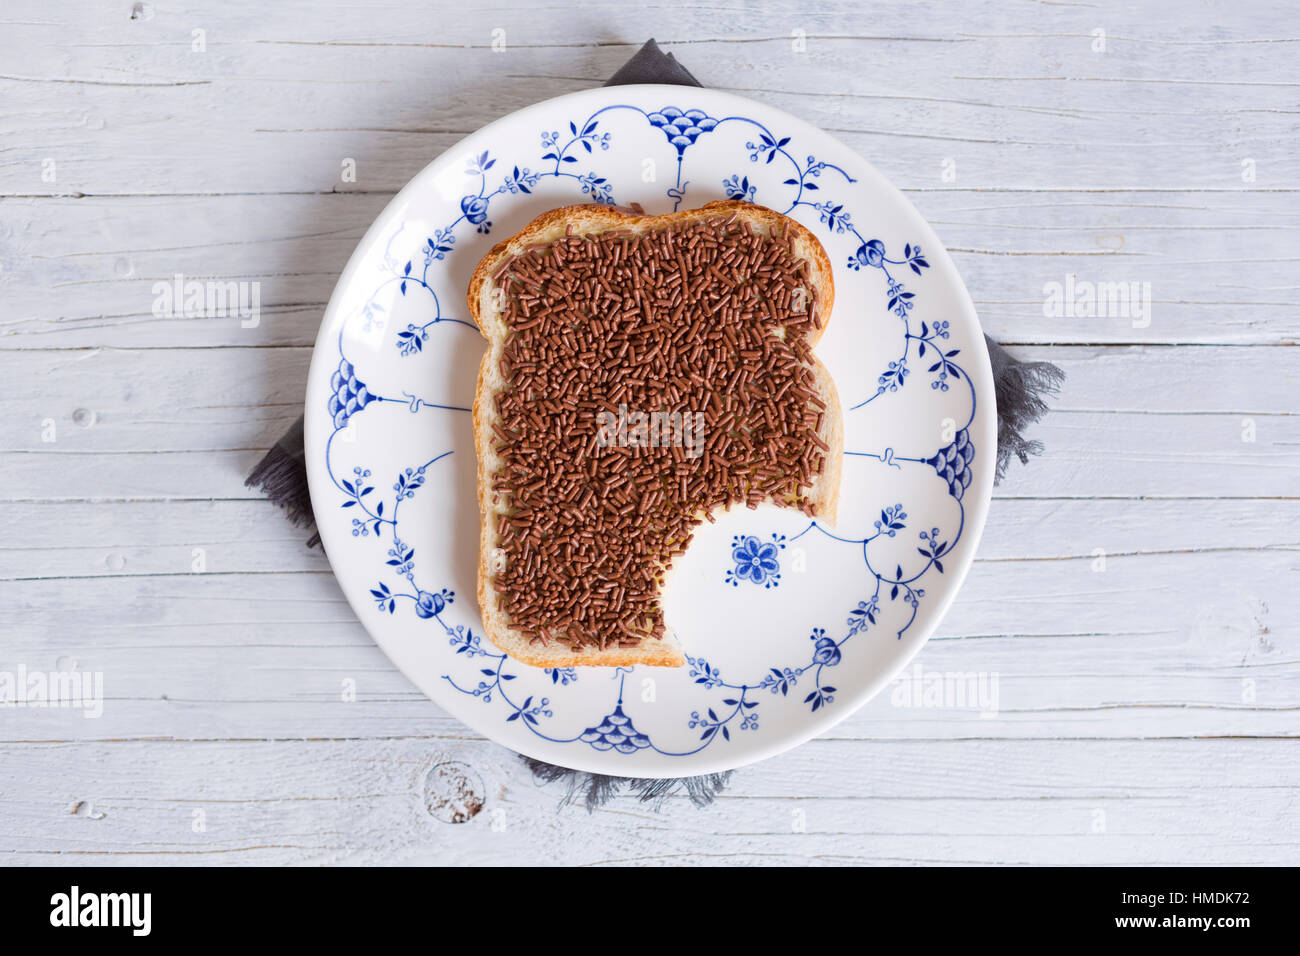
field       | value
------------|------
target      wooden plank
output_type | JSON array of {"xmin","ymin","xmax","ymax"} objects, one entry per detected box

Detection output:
[
  {"xmin": 1, "ymin": 410, "xmax": 1294, "ymax": 499},
  {"xmin": 0, "ymin": 526, "xmax": 1293, "ymax": 741},
  {"xmin": 5, "ymin": 496, "xmax": 1295, "ymax": 580},
  {"xmin": 7, "ymin": 343, "xmax": 1299, "ymax": 453},
  {"xmin": 2, "ymin": 345, "xmax": 1294, "ymax": 499},
  {"xmin": 1, "ymin": 2, "xmax": 1297, "ymax": 195},
  {"xmin": 2, "ymin": 189, "xmax": 1296, "ymax": 348},
  {"xmin": 0, "ymin": 738, "xmax": 1295, "ymax": 864}
]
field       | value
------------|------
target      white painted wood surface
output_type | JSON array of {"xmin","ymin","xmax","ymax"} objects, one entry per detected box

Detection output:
[{"xmin": 1, "ymin": 0, "xmax": 1297, "ymax": 865}]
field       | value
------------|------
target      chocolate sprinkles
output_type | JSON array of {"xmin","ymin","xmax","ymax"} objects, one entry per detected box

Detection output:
[{"xmin": 489, "ymin": 215, "xmax": 829, "ymax": 653}]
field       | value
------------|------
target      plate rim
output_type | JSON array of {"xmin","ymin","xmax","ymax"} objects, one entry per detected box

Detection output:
[{"xmin": 305, "ymin": 83, "xmax": 997, "ymax": 777}]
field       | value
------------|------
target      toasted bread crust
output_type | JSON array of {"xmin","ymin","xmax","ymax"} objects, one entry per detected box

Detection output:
[{"xmin": 469, "ymin": 201, "xmax": 841, "ymax": 667}]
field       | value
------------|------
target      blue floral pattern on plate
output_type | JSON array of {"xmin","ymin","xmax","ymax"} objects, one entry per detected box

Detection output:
[
  {"xmin": 726, "ymin": 534, "xmax": 786, "ymax": 588},
  {"xmin": 307, "ymin": 87, "xmax": 991, "ymax": 774}
]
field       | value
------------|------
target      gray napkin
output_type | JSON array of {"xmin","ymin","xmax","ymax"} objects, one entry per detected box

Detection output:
[{"xmin": 247, "ymin": 38, "xmax": 1062, "ymax": 811}]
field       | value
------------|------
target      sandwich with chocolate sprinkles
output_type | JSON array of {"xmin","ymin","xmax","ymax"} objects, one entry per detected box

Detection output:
[{"xmin": 467, "ymin": 200, "xmax": 844, "ymax": 667}]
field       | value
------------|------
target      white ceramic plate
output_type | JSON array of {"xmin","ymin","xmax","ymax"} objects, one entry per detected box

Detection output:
[{"xmin": 305, "ymin": 85, "xmax": 994, "ymax": 777}]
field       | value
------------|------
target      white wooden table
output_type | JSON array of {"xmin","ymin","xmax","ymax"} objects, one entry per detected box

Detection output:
[{"xmin": 2, "ymin": 0, "xmax": 1297, "ymax": 865}]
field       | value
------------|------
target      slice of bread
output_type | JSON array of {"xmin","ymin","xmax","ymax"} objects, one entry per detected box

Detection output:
[{"xmin": 467, "ymin": 200, "xmax": 842, "ymax": 668}]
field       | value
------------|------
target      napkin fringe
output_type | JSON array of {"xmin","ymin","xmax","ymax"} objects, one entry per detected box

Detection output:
[
  {"xmin": 987, "ymin": 343, "xmax": 1066, "ymax": 482},
  {"xmin": 522, "ymin": 756, "xmax": 732, "ymax": 811},
  {"xmin": 245, "ymin": 443, "xmax": 313, "ymax": 526},
  {"xmin": 245, "ymin": 418, "xmax": 321, "ymax": 546}
]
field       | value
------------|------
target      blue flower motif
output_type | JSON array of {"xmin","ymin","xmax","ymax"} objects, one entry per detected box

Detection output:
[
  {"xmin": 396, "ymin": 323, "xmax": 428, "ymax": 357},
  {"xmin": 507, "ymin": 695, "xmax": 553, "ymax": 725},
  {"xmin": 424, "ymin": 229, "xmax": 455, "ymax": 264},
  {"xmin": 926, "ymin": 430, "xmax": 975, "ymax": 500},
  {"xmin": 726, "ymin": 534, "xmax": 784, "ymax": 588},
  {"xmin": 853, "ymin": 239, "xmax": 886, "ymax": 269},
  {"xmin": 874, "ymin": 503, "xmax": 908, "ymax": 536},
  {"xmin": 813, "ymin": 201, "xmax": 852, "ymax": 233},
  {"xmin": 723, "ymin": 174, "xmax": 755, "ymax": 201},
  {"xmin": 414, "ymin": 589, "xmax": 450, "ymax": 619},
  {"xmin": 924, "ymin": 340, "xmax": 963, "ymax": 390},
  {"xmin": 448, "ymin": 626, "xmax": 485, "ymax": 656},
  {"xmin": 847, "ymin": 596, "xmax": 879, "ymax": 635},
  {"xmin": 545, "ymin": 667, "xmax": 578, "ymax": 686},
  {"xmin": 886, "ymin": 277, "xmax": 916, "ymax": 318},
  {"xmin": 580, "ymin": 703, "xmax": 651, "ymax": 753},
  {"xmin": 502, "ymin": 165, "xmax": 540, "ymax": 195},
  {"xmin": 918, "ymin": 528, "xmax": 949, "ymax": 575},
  {"xmin": 360, "ymin": 301, "xmax": 385, "ymax": 333},
  {"xmin": 327, "ymin": 359, "xmax": 377, "ymax": 429},
  {"xmin": 746, "ymin": 132, "xmax": 791, "ymax": 164},
  {"xmin": 460, "ymin": 195, "xmax": 490, "ymax": 229},
  {"xmin": 370, "ymin": 581, "xmax": 396, "ymax": 614},
  {"xmin": 687, "ymin": 655, "xmax": 724, "ymax": 689},
  {"xmin": 759, "ymin": 666, "xmax": 800, "ymax": 696},
  {"xmin": 646, "ymin": 107, "xmax": 719, "ymax": 155},
  {"xmin": 465, "ymin": 150, "xmax": 496, "ymax": 175},
  {"xmin": 804, "ymin": 685, "xmax": 836, "ymax": 712},
  {"xmin": 393, "ymin": 466, "xmax": 426, "ymax": 500},
  {"xmin": 903, "ymin": 242, "xmax": 930, "ymax": 275},
  {"xmin": 879, "ymin": 357, "xmax": 909, "ymax": 391},
  {"xmin": 690, "ymin": 704, "xmax": 747, "ymax": 742},
  {"xmin": 578, "ymin": 171, "xmax": 613, "ymax": 204},
  {"xmin": 386, "ymin": 538, "xmax": 415, "ymax": 576},
  {"xmin": 811, "ymin": 629, "xmax": 842, "ymax": 666}
]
